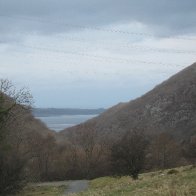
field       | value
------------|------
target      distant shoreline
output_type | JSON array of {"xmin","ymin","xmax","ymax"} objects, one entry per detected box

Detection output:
[{"xmin": 32, "ymin": 108, "xmax": 105, "ymax": 117}]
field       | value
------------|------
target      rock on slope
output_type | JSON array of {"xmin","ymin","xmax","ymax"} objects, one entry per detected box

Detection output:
[{"xmin": 59, "ymin": 63, "xmax": 196, "ymax": 140}]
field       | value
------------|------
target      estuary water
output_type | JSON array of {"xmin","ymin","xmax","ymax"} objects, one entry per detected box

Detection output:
[{"xmin": 35, "ymin": 114, "xmax": 97, "ymax": 131}]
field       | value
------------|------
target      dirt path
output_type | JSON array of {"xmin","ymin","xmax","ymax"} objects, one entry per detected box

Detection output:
[
  {"xmin": 64, "ymin": 180, "xmax": 89, "ymax": 195},
  {"xmin": 29, "ymin": 180, "xmax": 88, "ymax": 195},
  {"xmin": 33, "ymin": 181, "xmax": 68, "ymax": 187}
]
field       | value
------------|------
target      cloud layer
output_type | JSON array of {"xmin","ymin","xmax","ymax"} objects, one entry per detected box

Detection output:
[
  {"xmin": 1, "ymin": 0, "xmax": 196, "ymax": 38},
  {"xmin": 0, "ymin": 0, "xmax": 196, "ymax": 108}
]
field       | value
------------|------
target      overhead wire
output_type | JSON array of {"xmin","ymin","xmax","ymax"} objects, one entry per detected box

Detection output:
[
  {"xmin": 0, "ymin": 14, "xmax": 194, "ymax": 77},
  {"xmin": 15, "ymin": 43, "xmax": 182, "ymax": 67},
  {"xmin": 0, "ymin": 14, "xmax": 196, "ymax": 41},
  {"xmin": 8, "ymin": 32, "xmax": 196, "ymax": 55},
  {"xmin": 3, "ymin": 51, "xmax": 178, "ymax": 78}
]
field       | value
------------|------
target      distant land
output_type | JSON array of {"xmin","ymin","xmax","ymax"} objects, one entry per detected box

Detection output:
[{"xmin": 32, "ymin": 108, "xmax": 106, "ymax": 117}]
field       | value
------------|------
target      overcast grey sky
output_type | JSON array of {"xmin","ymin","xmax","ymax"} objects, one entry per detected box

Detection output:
[{"xmin": 0, "ymin": 0, "xmax": 196, "ymax": 108}]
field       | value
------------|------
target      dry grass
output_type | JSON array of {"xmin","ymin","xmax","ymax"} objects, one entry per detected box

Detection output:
[
  {"xmin": 17, "ymin": 166, "xmax": 196, "ymax": 196},
  {"xmin": 70, "ymin": 166, "xmax": 196, "ymax": 196},
  {"xmin": 17, "ymin": 184, "xmax": 67, "ymax": 196}
]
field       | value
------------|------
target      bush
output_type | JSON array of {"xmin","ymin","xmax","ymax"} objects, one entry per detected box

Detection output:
[
  {"xmin": 167, "ymin": 169, "xmax": 179, "ymax": 175},
  {"xmin": 111, "ymin": 130, "xmax": 147, "ymax": 180}
]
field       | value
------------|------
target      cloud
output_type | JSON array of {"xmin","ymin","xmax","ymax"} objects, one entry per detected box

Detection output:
[
  {"xmin": 0, "ymin": 0, "xmax": 196, "ymax": 107},
  {"xmin": 0, "ymin": 0, "xmax": 196, "ymax": 41}
]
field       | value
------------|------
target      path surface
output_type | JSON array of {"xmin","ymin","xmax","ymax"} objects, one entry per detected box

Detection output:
[
  {"xmin": 64, "ymin": 180, "xmax": 89, "ymax": 195},
  {"xmin": 33, "ymin": 181, "xmax": 68, "ymax": 186}
]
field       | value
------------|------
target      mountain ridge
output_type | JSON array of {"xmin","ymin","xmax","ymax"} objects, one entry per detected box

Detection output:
[{"xmin": 59, "ymin": 62, "xmax": 196, "ymax": 140}]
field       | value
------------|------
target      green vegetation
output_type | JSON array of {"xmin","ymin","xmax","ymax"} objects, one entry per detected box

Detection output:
[
  {"xmin": 70, "ymin": 166, "xmax": 196, "ymax": 196},
  {"xmin": 18, "ymin": 184, "xmax": 67, "ymax": 196}
]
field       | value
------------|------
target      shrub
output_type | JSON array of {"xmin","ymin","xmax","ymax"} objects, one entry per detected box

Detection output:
[{"xmin": 167, "ymin": 169, "xmax": 179, "ymax": 175}]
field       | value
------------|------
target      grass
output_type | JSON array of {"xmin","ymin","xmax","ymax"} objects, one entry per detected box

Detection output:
[
  {"xmin": 17, "ymin": 166, "xmax": 196, "ymax": 196},
  {"xmin": 70, "ymin": 165, "xmax": 196, "ymax": 196},
  {"xmin": 17, "ymin": 184, "xmax": 67, "ymax": 196}
]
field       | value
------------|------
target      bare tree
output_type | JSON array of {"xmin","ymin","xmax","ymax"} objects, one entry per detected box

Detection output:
[
  {"xmin": 148, "ymin": 133, "xmax": 181, "ymax": 169},
  {"xmin": 25, "ymin": 131, "xmax": 57, "ymax": 181},
  {"xmin": 111, "ymin": 130, "xmax": 147, "ymax": 179},
  {"xmin": 0, "ymin": 79, "xmax": 32, "ymax": 195},
  {"xmin": 67, "ymin": 122, "xmax": 110, "ymax": 179},
  {"xmin": 183, "ymin": 135, "xmax": 196, "ymax": 166},
  {"xmin": 69, "ymin": 123, "xmax": 99, "ymax": 178}
]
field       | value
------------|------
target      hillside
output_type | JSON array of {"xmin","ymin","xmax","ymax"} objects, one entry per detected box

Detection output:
[
  {"xmin": 59, "ymin": 62, "xmax": 196, "ymax": 140},
  {"xmin": 0, "ymin": 82, "xmax": 56, "ymax": 195},
  {"xmin": 0, "ymin": 91, "xmax": 54, "ymax": 137},
  {"xmin": 24, "ymin": 109, "xmax": 56, "ymax": 136}
]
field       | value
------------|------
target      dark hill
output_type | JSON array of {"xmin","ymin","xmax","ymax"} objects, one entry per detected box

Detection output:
[{"xmin": 59, "ymin": 62, "xmax": 196, "ymax": 140}]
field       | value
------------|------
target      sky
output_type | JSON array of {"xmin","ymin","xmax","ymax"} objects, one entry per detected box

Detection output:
[{"xmin": 0, "ymin": 0, "xmax": 196, "ymax": 108}]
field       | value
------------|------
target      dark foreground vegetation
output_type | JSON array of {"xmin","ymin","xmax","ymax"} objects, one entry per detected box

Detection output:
[{"xmin": 0, "ymin": 74, "xmax": 196, "ymax": 195}]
